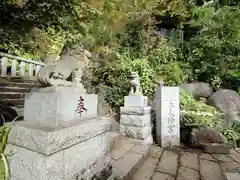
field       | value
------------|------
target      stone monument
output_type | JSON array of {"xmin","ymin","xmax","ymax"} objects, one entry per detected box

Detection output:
[
  {"xmin": 120, "ymin": 72, "xmax": 153, "ymax": 144},
  {"xmin": 5, "ymin": 45, "xmax": 115, "ymax": 180},
  {"xmin": 156, "ymin": 86, "xmax": 180, "ymax": 148}
]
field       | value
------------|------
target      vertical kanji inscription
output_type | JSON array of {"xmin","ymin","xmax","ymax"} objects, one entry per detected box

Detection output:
[{"xmin": 75, "ymin": 96, "xmax": 87, "ymax": 116}]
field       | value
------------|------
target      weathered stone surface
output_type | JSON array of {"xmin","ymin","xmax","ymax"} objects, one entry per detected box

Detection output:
[
  {"xmin": 177, "ymin": 166, "xmax": 199, "ymax": 180},
  {"xmin": 202, "ymin": 143, "xmax": 230, "ymax": 154},
  {"xmin": 111, "ymin": 142, "xmax": 135, "ymax": 160},
  {"xmin": 179, "ymin": 82, "xmax": 213, "ymax": 99},
  {"xmin": 156, "ymin": 86, "xmax": 180, "ymax": 148},
  {"xmin": 120, "ymin": 114, "xmax": 151, "ymax": 127},
  {"xmin": 112, "ymin": 151, "xmax": 143, "ymax": 179},
  {"xmin": 207, "ymin": 89, "xmax": 240, "ymax": 113},
  {"xmin": 224, "ymin": 172, "xmax": 240, "ymax": 180},
  {"xmin": 180, "ymin": 152, "xmax": 199, "ymax": 170},
  {"xmin": 200, "ymin": 153, "xmax": 216, "ymax": 161},
  {"xmin": 212, "ymin": 154, "xmax": 233, "ymax": 163},
  {"xmin": 69, "ymin": 155, "xmax": 112, "ymax": 180},
  {"xmin": 115, "ymin": 135, "xmax": 153, "ymax": 146},
  {"xmin": 150, "ymin": 145, "xmax": 163, "ymax": 158},
  {"xmin": 124, "ymin": 96, "xmax": 148, "ymax": 107},
  {"xmin": 200, "ymin": 159, "xmax": 224, "ymax": 180},
  {"xmin": 152, "ymin": 172, "xmax": 174, "ymax": 180},
  {"xmin": 130, "ymin": 144, "xmax": 150, "ymax": 156},
  {"xmin": 229, "ymin": 150, "xmax": 240, "ymax": 163},
  {"xmin": 24, "ymin": 87, "xmax": 98, "ymax": 127},
  {"xmin": 37, "ymin": 45, "xmax": 90, "ymax": 87},
  {"xmin": 132, "ymin": 157, "xmax": 158, "ymax": 180},
  {"xmin": 156, "ymin": 150, "xmax": 178, "ymax": 176},
  {"xmin": 221, "ymin": 161, "xmax": 240, "ymax": 172},
  {"xmin": 120, "ymin": 106, "xmax": 151, "ymax": 115},
  {"xmin": 189, "ymin": 126, "xmax": 227, "ymax": 148},
  {"xmin": 6, "ymin": 133, "xmax": 113, "ymax": 180},
  {"xmin": 7, "ymin": 117, "xmax": 112, "ymax": 155},
  {"xmin": 120, "ymin": 124, "xmax": 152, "ymax": 140},
  {"xmin": 97, "ymin": 85, "xmax": 111, "ymax": 116}
]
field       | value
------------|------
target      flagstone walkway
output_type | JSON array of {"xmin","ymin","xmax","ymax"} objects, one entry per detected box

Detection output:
[{"xmin": 132, "ymin": 145, "xmax": 240, "ymax": 180}]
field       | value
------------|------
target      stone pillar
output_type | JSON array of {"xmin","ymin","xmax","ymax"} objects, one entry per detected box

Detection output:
[
  {"xmin": 6, "ymin": 86, "xmax": 115, "ymax": 180},
  {"xmin": 156, "ymin": 86, "xmax": 180, "ymax": 148},
  {"xmin": 119, "ymin": 95, "xmax": 153, "ymax": 144}
]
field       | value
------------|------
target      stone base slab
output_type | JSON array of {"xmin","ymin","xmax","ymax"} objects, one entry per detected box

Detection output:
[
  {"xmin": 69, "ymin": 155, "xmax": 113, "ymax": 180},
  {"xmin": 24, "ymin": 86, "xmax": 98, "ymax": 127},
  {"xmin": 7, "ymin": 117, "xmax": 112, "ymax": 155},
  {"xmin": 224, "ymin": 172, "xmax": 240, "ymax": 180},
  {"xmin": 202, "ymin": 143, "xmax": 230, "ymax": 154},
  {"xmin": 120, "ymin": 106, "xmax": 151, "ymax": 115},
  {"xmin": 114, "ymin": 134, "xmax": 153, "ymax": 146},
  {"xmin": 124, "ymin": 96, "xmax": 148, "ymax": 107},
  {"xmin": 6, "ymin": 132, "xmax": 114, "ymax": 180},
  {"xmin": 120, "ymin": 114, "xmax": 151, "ymax": 127},
  {"xmin": 119, "ymin": 124, "xmax": 152, "ymax": 140}
]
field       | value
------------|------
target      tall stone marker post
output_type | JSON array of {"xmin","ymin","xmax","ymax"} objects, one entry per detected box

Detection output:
[
  {"xmin": 119, "ymin": 72, "xmax": 153, "ymax": 144},
  {"xmin": 156, "ymin": 86, "xmax": 180, "ymax": 148}
]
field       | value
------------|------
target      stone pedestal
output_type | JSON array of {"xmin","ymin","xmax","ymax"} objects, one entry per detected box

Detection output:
[
  {"xmin": 124, "ymin": 96, "xmax": 148, "ymax": 107},
  {"xmin": 120, "ymin": 96, "xmax": 153, "ymax": 144},
  {"xmin": 6, "ymin": 86, "xmax": 115, "ymax": 180},
  {"xmin": 6, "ymin": 117, "xmax": 115, "ymax": 180},
  {"xmin": 24, "ymin": 86, "xmax": 98, "ymax": 127},
  {"xmin": 156, "ymin": 86, "xmax": 180, "ymax": 148}
]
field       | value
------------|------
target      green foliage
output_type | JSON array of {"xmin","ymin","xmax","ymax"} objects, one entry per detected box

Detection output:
[
  {"xmin": 220, "ymin": 127, "xmax": 240, "ymax": 147},
  {"xmin": 180, "ymin": 5, "xmax": 240, "ymax": 87},
  {"xmin": 179, "ymin": 89, "xmax": 240, "ymax": 147},
  {"xmin": 180, "ymin": 89, "xmax": 217, "ymax": 113},
  {"xmin": 1, "ymin": 1, "xmax": 240, "ymax": 147},
  {"xmin": 0, "ymin": 126, "xmax": 10, "ymax": 180}
]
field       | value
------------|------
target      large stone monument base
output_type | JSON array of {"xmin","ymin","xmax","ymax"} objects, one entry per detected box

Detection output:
[
  {"xmin": 24, "ymin": 86, "xmax": 98, "ymax": 127},
  {"xmin": 6, "ymin": 117, "xmax": 115, "ymax": 180}
]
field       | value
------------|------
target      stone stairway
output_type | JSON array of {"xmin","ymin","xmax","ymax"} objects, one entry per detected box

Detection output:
[
  {"xmin": 109, "ymin": 134, "xmax": 151, "ymax": 180},
  {"xmin": 0, "ymin": 77, "xmax": 38, "ymax": 117}
]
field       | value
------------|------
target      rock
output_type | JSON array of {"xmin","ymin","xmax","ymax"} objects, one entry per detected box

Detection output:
[
  {"xmin": 0, "ymin": 100, "xmax": 18, "ymax": 125},
  {"xmin": 97, "ymin": 85, "xmax": 111, "ymax": 116},
  {"xmin": 179, "ymin": 82, "xmax": 213, "ymax": 99},
  {"xmin": 189, "ymin": 126, "xmax": 227, "ymax": 148},
  {"xmin": 207, "ymin": 89, "xmax": 240, "ymax": 113},
  {"xmin": 202, "ymin": 143, "xmax": 230, "ymax": 154}
]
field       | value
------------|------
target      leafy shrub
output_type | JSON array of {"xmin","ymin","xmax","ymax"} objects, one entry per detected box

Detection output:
[
  {"xmin": 180, "ymin": 89, "xmax": 217, "ymax": 113},
  {"xmin": 0, "ymin": 126, "xmax": 10, "ymax": 180}
]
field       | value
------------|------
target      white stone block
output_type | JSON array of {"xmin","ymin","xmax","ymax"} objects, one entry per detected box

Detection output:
[
  {"xmin": 120, "ymin": 124, "xmax": 152, "ymax": 140},
  {"xmin": 6, "ymin": 132, "xmax": 114, "ymax": 180},
  {"xmin": 120, "ymin": 114, "xmax": 151, "ymax": 127},
  {"xmin": 124, "ymin": 96, "xmax": 148, "ymax": 107},
  {"xmin": 24, "ymin": 86, "xmax": 98, "ymax": 127},
  {"xmin": 7, "ymin": 117, "xmax": 112, "ymax": 155},
  {"xmin": 120, "ymin": 106, "xmax": 151, "ymax": 115},
  {"xmin": 156, "ymin": 86, "xmax": 180, "ymax": 148}
]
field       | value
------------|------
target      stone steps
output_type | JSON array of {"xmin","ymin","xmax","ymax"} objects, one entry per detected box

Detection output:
[
  {"xmin": 0, "ymin": 92, "xmax": 26, "ymax": 99},
  {"xmin": 110, "ymin": 134, "xmax": 150, "ymax": 180},
  {"xmin": 0, "ymin": 77, "xmax": 37, "ymax": 108},
  {"xmin": 0, "ymin": 86, "xmax": 31, "ymax": 93},
  {"xmin": 0, "ymin": 81, "xmax": 37, "ymax": 88},
  {"xmin": 2, "ymin": 98, "xmax": 25, "ymax": 106}
]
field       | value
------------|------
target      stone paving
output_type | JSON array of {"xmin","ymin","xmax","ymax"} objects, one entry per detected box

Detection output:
[{"xmin": 132, "ymin": 146, "xmax": 240, "ymax": 180}]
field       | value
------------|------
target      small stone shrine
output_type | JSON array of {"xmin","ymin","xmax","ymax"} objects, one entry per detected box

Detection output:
[
  {"xmin": 119, "ymin": 72, "xmax": 153, "ymax": 144},
  {"xmin": 5, "ymin": 46, "xmax": 115, "ymax": 180},
  {"xmin": 156, "ymin": 86, "xmax": 180, "ymax": 148}
]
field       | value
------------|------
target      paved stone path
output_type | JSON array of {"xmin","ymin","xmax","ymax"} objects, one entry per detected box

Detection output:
[{"xmin": 132, "ymin": 145, "xmax": 240, "ymax": 180}]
